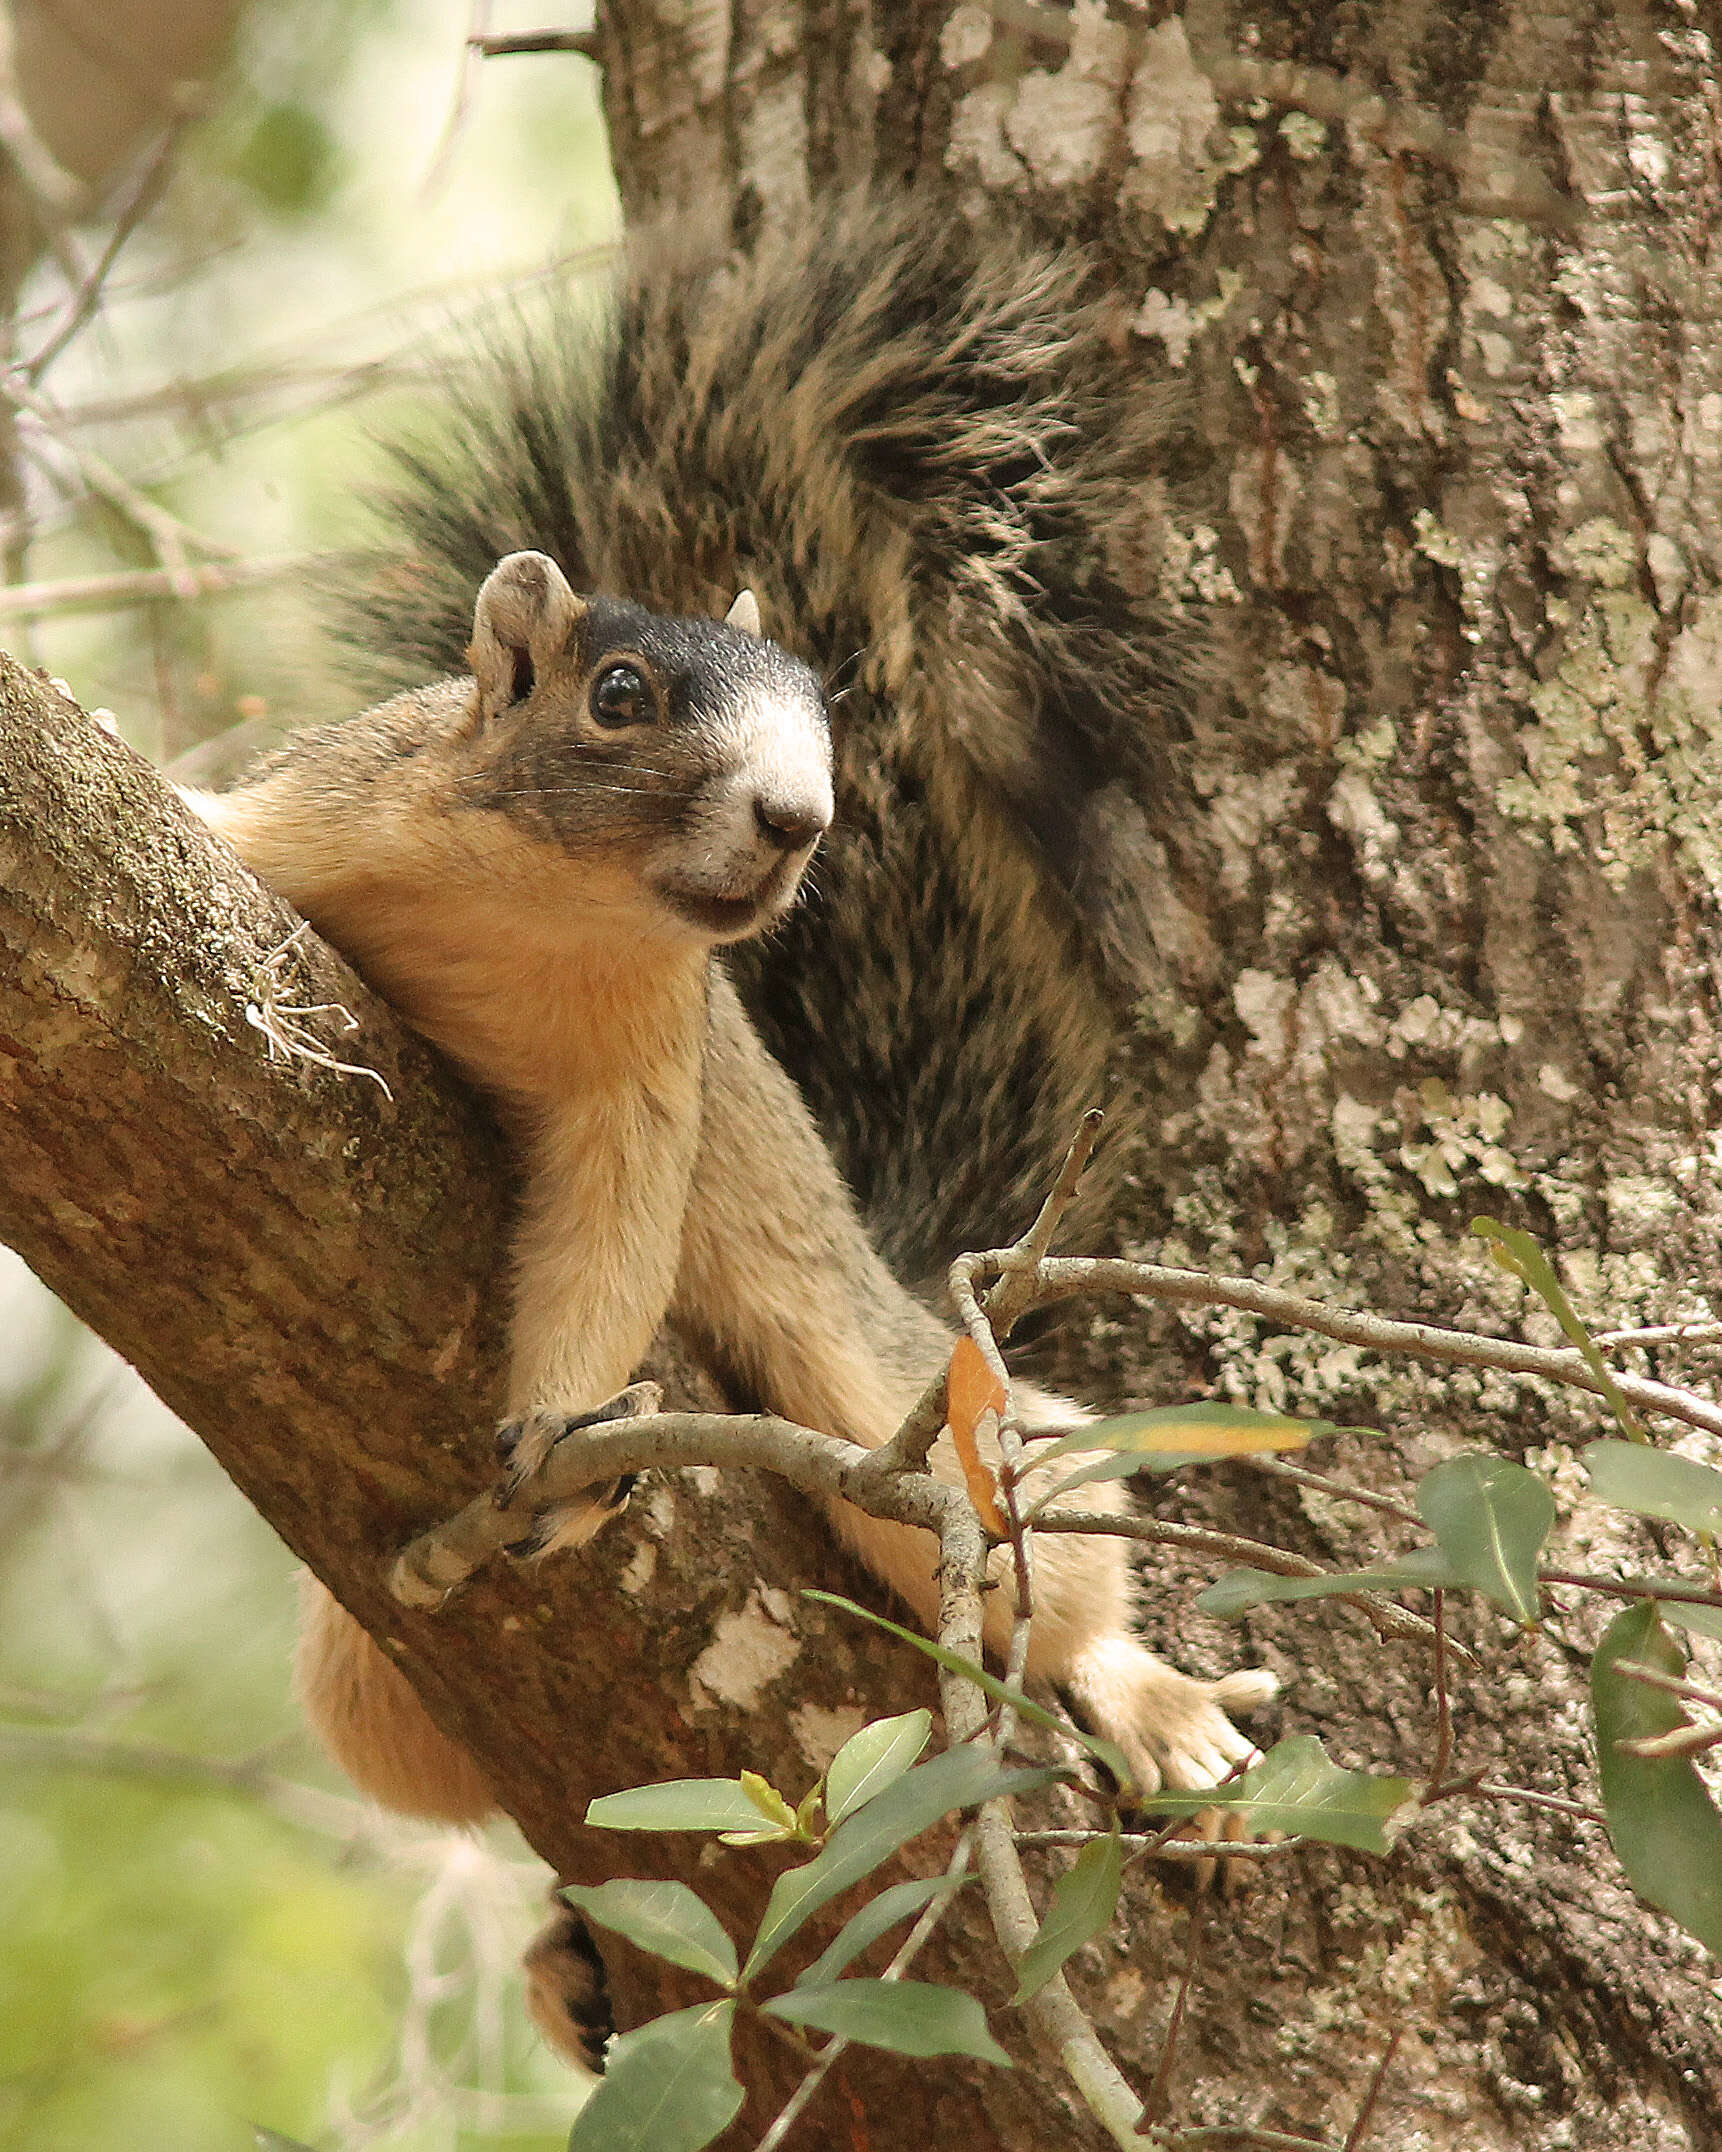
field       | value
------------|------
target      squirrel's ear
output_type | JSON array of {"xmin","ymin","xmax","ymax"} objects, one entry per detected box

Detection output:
[
  {"xmin": 724, "ymin": 589, "xmax": 762, "ymax": 637},
  {"xmin": 468, "ymin": 551, "xmax": 585, "ymax": 724}
]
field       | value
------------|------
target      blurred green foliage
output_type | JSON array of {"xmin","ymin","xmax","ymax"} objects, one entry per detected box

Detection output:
[{"xmin": 1, "ymin": 0, "xmax": 620, "ymax": 2143}]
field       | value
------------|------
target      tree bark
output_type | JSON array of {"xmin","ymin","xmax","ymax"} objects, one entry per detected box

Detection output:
[{"xmin": 595, "ymin": 2, "xmax": 1722, "ymax": 2147}]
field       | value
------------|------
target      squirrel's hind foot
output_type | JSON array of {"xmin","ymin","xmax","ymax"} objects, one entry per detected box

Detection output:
[
  {"xmin": 523, "ymin": 1901, "xmax": 614, "ymax": 2072},
  {"xmin": 1061, "ymin": 1633, "xmax": 1277, "ymax": 1798}
]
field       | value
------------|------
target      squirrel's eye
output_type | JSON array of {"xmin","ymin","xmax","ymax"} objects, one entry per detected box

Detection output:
[{"xmin": 590, "ymin": 663, "xmax": 654, "ymax": 729}]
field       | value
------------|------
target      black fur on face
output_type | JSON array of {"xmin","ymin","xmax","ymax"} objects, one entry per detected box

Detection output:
[{"xmin": 456, "ymin": 596, "xmax": 830, "ymax": 855}]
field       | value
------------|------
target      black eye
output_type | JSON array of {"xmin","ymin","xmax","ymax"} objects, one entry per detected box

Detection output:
[{"xmin": 590, "ymin": 663, "xmax": 655, "ymax": 729}]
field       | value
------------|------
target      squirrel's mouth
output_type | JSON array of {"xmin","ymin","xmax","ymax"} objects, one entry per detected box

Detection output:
[{"xmin": 654, "ymin": 860, "xmax": 803, "ymax": 941}]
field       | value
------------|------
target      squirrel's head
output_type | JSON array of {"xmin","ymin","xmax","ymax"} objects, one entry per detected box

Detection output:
[{"xmin": 459, "ymin": 551, "xmax": 832, "ymax": 945}]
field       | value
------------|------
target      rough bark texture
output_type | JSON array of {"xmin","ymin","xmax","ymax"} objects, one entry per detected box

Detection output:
[
  {"xmin": 591, "ymin": 1, "xmax": 1722, "ymax": 2146},
  {"xmin": 0, "ymin": 658, "xmax": 1087, "ymax": 2142}
]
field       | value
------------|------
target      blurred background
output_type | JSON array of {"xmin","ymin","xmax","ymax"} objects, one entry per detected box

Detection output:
[{"xmin": 0, "ymin": 4, "xmax": 619, "ymax": 2145}]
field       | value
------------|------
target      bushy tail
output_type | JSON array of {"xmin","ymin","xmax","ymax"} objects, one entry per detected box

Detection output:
[{"xmin": 337, "ymin": 194, "xmax": 1203, "ymax": 1285}]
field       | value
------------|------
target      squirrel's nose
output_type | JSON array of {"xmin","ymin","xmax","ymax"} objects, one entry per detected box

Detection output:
[{"xmin": 753, "ymin": 793, "xmax": 829, "ymax": 853}]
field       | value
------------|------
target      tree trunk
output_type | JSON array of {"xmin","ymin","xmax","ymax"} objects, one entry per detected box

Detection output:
[
  {"xmin": 7, "ymin": 1, "xmax": 1722, "ymax": 2145},
  {"xmin": 601, "ymin": 1, "xmax": 1722, "ymax": 2146}
]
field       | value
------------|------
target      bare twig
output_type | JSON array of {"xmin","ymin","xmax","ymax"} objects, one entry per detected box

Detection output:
[
  {"xmin": 27, "ymin": 114, "xmax": 191, "ymax": 382},
  {"xmin": 0, "ymin": 553, "xmax": 312, "ymax": 620},
  {"xmin": 1619, "ymin": 1722, "xmax": 1722, "ymax": 1760},
  {"xmin": 1428, "ymin": 1593, "xmax": 1454, "ymax": 1791},
  {"xmin": 1341, "ymin": 2028, "xmax": 1404, "ymax": 2152},
  {"xmin": 1143, "ymin": 1908, "xmax": 1202, "ymax": 2122},
  {"xmin": 1030, "ymin": 1506, "xmax": 1449, "ymax": 1653},
  {"xmin": 0, "ymin": 5, "xmax": 82, "ymax": 230},
  {"xmin": 977, "ymin": 1109, "xmax": 1104, "ymax": 1338},
  {"xmin": 970, "ymin": 1252, "xmax": 1722, "ymax": 1445},
  {"xmin": 1466, "ymin": 1782, "xmax": 1606, "ymax": 1826},
  {"xmin": 2, "ymin": 371, "xmax": 239, "ymax": 589},
  {"xmin": 471, "ymin": 29, "xmax": 601, "ymax": 58},
  {"xmin": 1015, "ymin": 1831, "xmax": 1302, "ymax": 1860},
  {"xmin": 1594, "ymin": 1323, "xmax": 1722, "ymax": 1350},
  {"xmin": 422, "ymin": 0, "xmax": 494, "ymax": 200},
  {"xmin": 1246, "ymin": 1455, "xmax": 1423, "ymax": 1531},
  {"xmin": 756, "ymin": 1824, "xmax": 977, "ymax": 2152},
  {"xmin": 387, "ymin": 1408, "xmax": 953, "ymax": 1606},
  {"xmin": 1609, "ymin": 1661, "xmax": 1722, "ymax": 1713},
  {"xmin": 1541, "ymin": 1570, "xmax": 1722, "ymax": 1611}
]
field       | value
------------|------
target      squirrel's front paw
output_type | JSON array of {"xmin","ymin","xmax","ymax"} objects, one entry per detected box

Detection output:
[{"xmin": 494, "ymin": 1381, "xmax": 662, "ymax": 1557}]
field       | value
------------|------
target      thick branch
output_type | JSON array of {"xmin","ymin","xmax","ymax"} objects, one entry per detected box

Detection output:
[{"xmin": 0, "ymin": 653, "xmax": 1093, "ymax": 2142}]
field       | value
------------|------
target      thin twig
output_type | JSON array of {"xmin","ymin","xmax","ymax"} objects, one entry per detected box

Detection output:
[
  {"xmin": 27, "ymin": 114, "xmax": 191, "ymax": 382},
  {"xmin": 1340, "ymin": 2028, "xmax": 1404, "ymax": 2152},
  {"xmin": 1609, "ymin": 1662, "xmax": 1722, "ymax": 1713},
  {"xmin": 1428, "ymin": 1592, "xmax": 1453, "ymax": 1791},
  {"xmin": 1619, "ymin": 1722, "xmax": 1722, "ymax": 1760},
  {"xmin": 387, "ymin": 1409, "xmax": 954, "ymax": 1606},
  {"xmin": 1144, "ymin": 1907, "xmax": 1202, "ymax": 2122},
  {"xmin": 980, "ymin": 1109, "xmax": 1104, "ymax": 1337},
  {"xmin": 0, "ymin": 553, "xmax": 312, "ymax": 620},
  {"xmin": 1015, "ymin": 1831, "xmax": 1302, "ymax": 1860},
  {"xmin": 471, "ymin": 29, "xmax": 600, "ymax": 57},
  {"xmin": 1030, "ymin": 1506, "xmax": 1450, "ymax": 1653},
  {"xmin": 2, "ymin": 371, "xmax": 239, "ymax": 589},
  {"xmin": 1156, "ymin": 2129, "xmax": 1339, "ymax": 2151},
  {"xmin": 755, "ymin": 1825, "xmax": 977, "ymax": 2152},
  {"xmin": 977, "ymin": 1252, "xmax": 1722, "ymax": 1444},
  {"xmin": 1246, "ymin": 1455, "xmax": 1423, "ymax": 1531},
  {"xmin": 1541, "ymin": 1570, "xmax": 1722, "ymax": 1611},
  {"xmin": 1594, "ymin": 1323, "xmax": 1722, "ymax": 1350},
  {"xmin": 1465, "ymin": 1781, "xmax": 1606, "ymax": 1826},
  {"xmin": 422, "ymin": 0, "xmax": 494, "ymax": 201},
  {"xmin": 0, "ymin": 4, "xmax": 82, "ymax": 231}
]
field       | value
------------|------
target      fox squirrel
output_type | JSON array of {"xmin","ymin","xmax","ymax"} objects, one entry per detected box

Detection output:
[{"xmin": 181, "ymin": 193, "xmax": 1274, "ymax": 2063}]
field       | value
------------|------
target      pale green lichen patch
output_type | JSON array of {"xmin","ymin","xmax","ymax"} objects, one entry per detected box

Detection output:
[
  {"xmin": 1159, "ymin": 521, "xmax": 1240, "ymax": 603},
  {"xmin": 1496, "ymin": 588, "xmax": 1722, "ymax": 892},
  {"xmin": 1412, "ymin": 509, "xmax": 1499, "ymax": 639},
  {"xmin": 1133, "ymin": 269, "xmax": 1241, "ymax": 368},
  {"xmin": 1119, "ymin": 18, "xmax": 1245, "ymax": 235},
  {"xmin": 1003, "ymin": 0, "xmax": 1127, "ymax": 190},
  {"xmin": 1397, "ymin": 1081, "xmax": 1526, "ymax": 1199},
  {"xmin": 1277, "ymin": 111, "xmax": 1326, "ymax": 161}
]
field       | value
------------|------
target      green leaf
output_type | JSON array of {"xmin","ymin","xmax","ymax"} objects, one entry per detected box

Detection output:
[
  {"xmin": 1584, "ymin": 1441, "xmax": 1722, "ymax": 1538},
  {"xmin": 1028, "ymin": 1401, "xmax": 1321, "ymax": 1470},
  {"xmin": 1011, "ymin": 1824, "xmax": 1124, "ymax": 2005},
  {"xmin": 799, "ymin": 1876, "xmax": 969, "ymax": 1988},
  {"xmin": 1198, "ymin": 1548, "xmax": 1460, "ymax": 1617},
  {"xmin": 566, "ymin": 2000, "xmax": 743, "ymax": 2152},
  {"xmin": 1133, "ymin": 1735, "xmax": 1420, "ymax": 1854},
  {"xmin": 254, "ymin": 2132, "xmax": 317, "ymax": 2151},
  {"xmin": 825, "ymin": 1711, "xmax": 933, "ymax": 1825},
  {"xmin": 804, "ymin": 1588, "xmax": 1131, "ymax": 1790},
  {"xmin": 1659, "ymin": 1600, "xmax": 1722, "ymax": 1645},
  {"xmin": 586, "ymin": 1778, "xmax": 772, "ymax": 1834},
  {"xmin": 559, "ymin": 1880, "xmax": 737, "ymax": 1987},
  {"xmin": 743, "ymin": 1743, "xmax": 1065, "ymax": 1979},
  {"xmin": 762, "ymin": 1979, "xmax": 1013, "ymax": 2065},
  {"xmin": 1471, "ymin": 1217, "xmax": 1647, "ymax": 1441},
  {"xmin": 1417, "ymin": 1453, "xmax": 1554, "ymax": 1623},
  {"xmin": 1592, "ymin": 1602, "xmax": 1722, "ymax": 1959}
]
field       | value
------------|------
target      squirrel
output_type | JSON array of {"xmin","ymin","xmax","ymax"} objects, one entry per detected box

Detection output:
[{"xmin": 179, "ymin": 192, "xmax": 1276, "ymax": 2064}]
